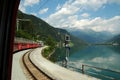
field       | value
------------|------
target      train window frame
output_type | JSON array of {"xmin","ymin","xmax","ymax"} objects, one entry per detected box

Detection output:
[{"xmin": 0, "ymin": 0, "xmax": 20, "ymax": 80}]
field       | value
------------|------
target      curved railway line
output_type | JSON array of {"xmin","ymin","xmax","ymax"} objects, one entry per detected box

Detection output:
[
  {"xmin": 18, "ymin": 47, "xmax": 120, "ymax": 80},
  {"xmin": 22, "ymin": 49, "xmax": 53, "ymax": 80}
]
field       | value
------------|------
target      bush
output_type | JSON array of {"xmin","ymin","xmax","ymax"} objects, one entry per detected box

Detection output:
[
  {"xmin": 42, "ymin": 47, "xmax": 53, "ymax": 58},
  {"xmin": 15, "ymin": 30, "xmax": 33, "ymax": 40}
]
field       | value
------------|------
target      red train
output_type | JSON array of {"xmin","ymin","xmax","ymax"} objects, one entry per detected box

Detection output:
[{"xmin": 13, "ymin": 37, "xmax": 41, "ymax": 52}]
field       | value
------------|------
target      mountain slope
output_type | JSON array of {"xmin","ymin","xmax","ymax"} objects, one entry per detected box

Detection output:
[
  {"xmin": 109, "ymin": 34, "xmax": 120, "ymax": 44},
  {"xmin": 16, "ymin": 10, "xmax": 87, "ymax": 47},
  {"xmin": 69, "ymin": 29, "xmax": 114, "ymax": 43}
]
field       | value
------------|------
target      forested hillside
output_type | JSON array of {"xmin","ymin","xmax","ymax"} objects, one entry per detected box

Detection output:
[{"xmin": 15, "ymin": 10, "xmax": 87, "ymax": 47}]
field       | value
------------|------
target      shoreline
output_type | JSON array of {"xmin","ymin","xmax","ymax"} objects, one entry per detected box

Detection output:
[{"xmin": 30, "ymin": 47, "xmax": 100, "ymax": 80}]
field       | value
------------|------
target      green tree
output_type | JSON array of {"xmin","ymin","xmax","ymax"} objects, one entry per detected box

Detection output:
[{"xmin": 45, "ymin": 35, "xmax": 56, "ymax": 50}]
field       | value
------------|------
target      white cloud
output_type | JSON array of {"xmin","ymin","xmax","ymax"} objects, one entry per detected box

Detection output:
[
  {"xmin": 68, "ymin": 56, "xmax": 116, "ymax": 71},
  {"xmin": 71, "ymin": 0, "xmax": 107, "ymax": 11},
  {"xmin": 24, "ymin": 0, "xmax": 40, "ymax": 6},
  {"xmin": 46, "ymin": 0, "xmax": 119, "ymax": 19},
  {"xmin": 81, "ymin": 13, "xmax": 90, "ymax": 18},
  {"xmin": 19, "ymin": 0, "xmax": 40, "ymax": 12},
  {"xmin": 72, "ymin": 16, "xmax": 120, "ymax": 34},
  {"xmin": 56, "ymin": 4, "xmax": 62, "ymax": 10},
  {"xmin": 46, "ymin": 13, "xmax": 120, "ymax": 34},
  {"xmin": 31, "ymin": 13, "xmax": 37, "ymax": 16},
  {"xmin": 72, "ymin": 0, "xmax": 120, "ymax": 11},
  {"xmin": 45, "ymin": 0, "xmax": 120, "ymax": 34},
  {"xmin": 90, "ymin": 16, "xmax": 120, "ymax": 33},
  {"xmin": 39, "ymin": 8, "xmax": 49, "ymax": 14},
  {"xmin": 45, "ymin": 0, "xmax": 107, "ymax": 27},
  {"xmin": 18, "ymin": 0, "xmax": 25, "ymax": 12},
  {"xmin": 91, "ymin": 57, "xmax": 115, "ymax": 63},
  {"xmin": 19, "ymin": 3, "xmax": 26, "ymax": 13}
]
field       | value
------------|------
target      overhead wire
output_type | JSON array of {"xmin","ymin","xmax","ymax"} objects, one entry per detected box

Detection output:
[{"xmin": 36, "ymin": 0, "xmax": 50, "ymax": 11}]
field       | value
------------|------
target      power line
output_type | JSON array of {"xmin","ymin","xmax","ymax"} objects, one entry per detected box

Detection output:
[{"xmin": 36, "ymin": 0, "xmax": 50, "ymax": 11}]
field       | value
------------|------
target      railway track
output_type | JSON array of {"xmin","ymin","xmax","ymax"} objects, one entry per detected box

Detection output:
[{"xmin": 22, "ymin": 49, "xmax": 53, "ymax": 80}]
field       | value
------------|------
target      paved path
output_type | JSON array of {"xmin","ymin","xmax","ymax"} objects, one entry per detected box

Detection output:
[
  {"xmin": 30, "ymin": 47, "xmax": 100, "ymax": 80},
  {"xmin": 11, "ymin": 50, "xmax": 30, "ymax": 80}
]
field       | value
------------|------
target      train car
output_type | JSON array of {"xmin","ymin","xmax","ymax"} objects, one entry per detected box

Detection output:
[{"xmin": 13, "ymin": 37, "xmax": 41, "ymax": 52}]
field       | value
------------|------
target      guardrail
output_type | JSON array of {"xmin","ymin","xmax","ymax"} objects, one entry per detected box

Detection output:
[{"xmin": 67, "ymin": 64, "xmax": 120, "ymax": 80}]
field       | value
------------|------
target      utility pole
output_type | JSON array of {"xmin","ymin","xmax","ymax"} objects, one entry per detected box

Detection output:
[
  {"xmin": 16, "ymin": 19, "xmax": 30, "ymax": 31},
  {"xmin": 62, "ymin": 34, "xmax": 71, "ymax": 68}
]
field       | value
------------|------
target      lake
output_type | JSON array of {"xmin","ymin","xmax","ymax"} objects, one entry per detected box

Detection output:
[{"xmin": 51, "ymin": 45, "xmax": 120, "ymax": 80}]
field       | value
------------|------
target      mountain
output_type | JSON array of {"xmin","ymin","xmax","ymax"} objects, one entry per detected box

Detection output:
[
  {"xmin": 109, "ymin": 34, "xmax": 120, "ymax": 44},
  {"xmin": 107, "ymin": 34, "xmax": 120, "ymax": 53},
  {"xmin": 16, "ymin": 10, "xmax": 87, "ymax": 47},
  {"xmin": 68, "ymin": 29, "xmax": 114, "ymax": 43}
]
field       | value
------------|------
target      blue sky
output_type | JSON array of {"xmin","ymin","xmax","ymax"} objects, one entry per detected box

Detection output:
[{"xmin": 19, "ymin": 0, "xmax": 120, "ymax": 34}]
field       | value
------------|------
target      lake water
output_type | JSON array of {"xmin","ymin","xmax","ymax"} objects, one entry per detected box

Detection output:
[
  {"xmin": 68, "ymin": 45, "xmax": 120, "ymax": 80},
  {"xmin": 51, "ymin": 45, "xmax": 120, "ymax": 80}
]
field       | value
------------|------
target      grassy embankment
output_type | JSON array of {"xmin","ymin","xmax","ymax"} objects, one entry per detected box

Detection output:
[{"xmin": 42, "ymin": 36, "xmax": 56, "ymax": 60}]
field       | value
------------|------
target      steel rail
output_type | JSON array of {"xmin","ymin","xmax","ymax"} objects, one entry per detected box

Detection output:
[{"xmin": 22, "ymin": 49, "xmax": 53, "ymax": 80}]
